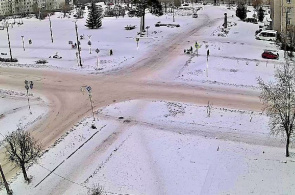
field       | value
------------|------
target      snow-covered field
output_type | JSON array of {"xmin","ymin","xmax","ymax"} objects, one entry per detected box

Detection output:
[
  {"xmin": 0, "ymin": 89, "xmax": 48, "ymax": 143},
  {"xmin": 3, "ymin": 100, "xmax": 294, "ymax": 195},
  {"xmin": 146, "ymin": 6, "xmax": 283, "ymax": 88},
  {"xmin": 0, "ymin": 6, "xmax": 208, "ymax": 73}
]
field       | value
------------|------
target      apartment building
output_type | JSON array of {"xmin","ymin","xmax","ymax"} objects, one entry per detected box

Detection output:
[
  {"xmin": 270, "ymin": 0, "xmax": 295, "ymax": 32},
  {"xmin": 0, "ymin": 0, "xmax": 66, "ymax": 16}
]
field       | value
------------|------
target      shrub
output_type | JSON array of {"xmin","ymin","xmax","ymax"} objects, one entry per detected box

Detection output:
[
  {"xmin": 236, "ymin": 4, "xmax": 247, "ymax": 20},
  {"xmin": 0, "ymin": 57, "xmax": 18, "ymax": 62},
  {"xmin": 36, "ymin": 59, "xmax": 48, "ymax": 64}
]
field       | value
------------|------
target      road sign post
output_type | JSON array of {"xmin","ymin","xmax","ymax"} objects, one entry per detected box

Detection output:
[
  {"xmin": 136, "ymin": 38, "xmax": 139, "ymax": 50},
  {"xmin": 95, "ymin": 48, "xmax": 100, "ymax": 69}
]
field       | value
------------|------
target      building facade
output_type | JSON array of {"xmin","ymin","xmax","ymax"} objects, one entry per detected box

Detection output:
[
  {"xmin": 270, "ymin": 0, "xmax": 295, "ymax": 33},
  {"xmin": 0, "ymin": 0, "xmax": 66, "ymax": 16}
]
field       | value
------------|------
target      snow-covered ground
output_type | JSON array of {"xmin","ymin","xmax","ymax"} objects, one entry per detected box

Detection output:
[
  {"xmin": 0, "ymin": 6, "xmax": 208, "ymax": 73},
  {"xmin": 0, "ymin": 89, "xmax": 48, "ymax": 143},
  {"xmin": 1, "ymin": 5, "xmax": 292, "ymax": 195},
  {"xmin": 147, "ymin": 6, "xmax": 283, "ymax": 89},
  {"xmin": 2, "ymin": 100, "xmax": 294, "ymax": 195}
]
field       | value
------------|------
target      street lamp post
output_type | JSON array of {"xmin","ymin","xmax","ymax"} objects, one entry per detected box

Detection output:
[
  {"xmin": 21, "ymin": 35, "xmax": 25, "ymax": 51},
  {"xmin": 74, "ymin": 20, "xmax": 82, "ymax": 67},
  {"xmin": 173, "ymin": 6, "xmax": 175, "ymax": 22},
  {"xmin": 48, "ymin": 13, "xmax": 54, "ymax": 43},
  {"xmin": 5, "ymin": 22, "xmax": 13, "ymax": 61},
  {"xmin": 24, "ymin": 80, "xmax": 34, "ymax": 114}
]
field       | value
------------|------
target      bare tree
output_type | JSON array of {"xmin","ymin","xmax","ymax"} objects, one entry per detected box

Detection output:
[
  {"xmin": 60, "ymin": 2, "xmax": 71, "ymax": 18},
  {"xmin": 257, "ymin": 62, "xmax": 295, "ymax": 157},
  {"xmin": 4, "ymin": 129, "xmax": 42, "ymax": 182},
  {"xmin": 252, "ymin": 0, "xmax": 263, "ymax": 18}
]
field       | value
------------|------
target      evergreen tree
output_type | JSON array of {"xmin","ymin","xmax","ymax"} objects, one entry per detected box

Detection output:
[
  {"xmin": 174, "ymin": 0, "xmax": 181, "ymax": 8},
  {"xmin": 236, "ymin": 3, "xmax": 247, "ymax": 21},
  {"xmin": 258, "ymin": 7, "xmax": 264, "ymax": 22},
  {"xmin": 133, "ymin": 0, "xmax": 163, "ymax": 32},
  {"xmin": 86, "ymin": 2, "xmax": 103, "ymax": 29}
]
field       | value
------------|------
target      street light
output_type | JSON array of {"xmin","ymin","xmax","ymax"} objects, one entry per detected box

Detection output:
[
  {"xmin": 24, "ymin": 80, "xmax": 34, "ymax": 114},
  {"xmin": 4, "ymin": 22, "xmax": 13, "ymax": 61},
  {"xmin": 74, "ymin": 20, "xmax": 82, "ymax": 67},
  {"xmin": 21, "ymin": 35, "xmax": 25, "ymax": 51},
  {"xmin": 48, "ymin": 13, "xmax": 54, "ymax": 43},
  {"xmin": 173, "ymin": 6, "xmax": 175, "ymax": 22}
]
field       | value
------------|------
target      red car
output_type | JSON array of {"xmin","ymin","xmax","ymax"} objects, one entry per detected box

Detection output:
[{"xmin": 262, "ymin": 50, "xmax": 279, "ymax": 60}]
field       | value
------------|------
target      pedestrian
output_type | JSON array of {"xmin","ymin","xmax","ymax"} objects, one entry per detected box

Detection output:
[
  {"xmin": 207, "ymin": 49, "xmax": 210, "ymax": 61},
  {"xmin": 110, "ymin": 49, "xmax": 113, "ymax": 56},
  {"xmin": 190, "ymin": 46, "xmax": 193, "ymax": 51}
]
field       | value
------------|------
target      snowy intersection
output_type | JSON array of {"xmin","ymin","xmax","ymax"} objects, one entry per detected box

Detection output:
[{"xmin": 0, "ymin": 4, "xmax": 295, "ymax": 195}]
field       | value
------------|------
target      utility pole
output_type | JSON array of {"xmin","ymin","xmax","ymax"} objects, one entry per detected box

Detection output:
[
  {"xmin": 5, "ymin": 22, "xmax": 13, "ymax": 61},
  {"xmin": 0, "ymin": 164, "xmax": 13, "ymax": 195},
  {"xmin": 173, "ymin": 6, "xmax": 175, "ymax": 22},
  {"xmin": 74, "ymin": 21, "xmax": 82, "ymax": 67},
  {"xmin": 48, "ymin": 14, "xmax": 54, "ymax": 43}
]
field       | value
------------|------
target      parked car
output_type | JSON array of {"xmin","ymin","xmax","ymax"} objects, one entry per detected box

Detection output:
[
  {"xmin": 192, "ymin": 13, "xmax": 198, "ymax": 18},
  {"xmin": 0, "ymin": 26, "xmax": 4, "ymax": 30},
  {"xmin": 262, "ymin": 50, "xmax": 279, "ymax": 60},
  {"xmin": 244, "ymin": 18, "xmax": 258, "ymax": 24},
  {"xmin": 255, "ymin": 29, "xmax": 262, "ymax": 35},
  {"xmin": 256, "ymin": 30, "xmax": 277, "ymax": 41}
]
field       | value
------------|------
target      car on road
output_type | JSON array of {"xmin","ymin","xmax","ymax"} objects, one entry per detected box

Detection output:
[{"xmin": 262, "ymin": 50, "xmax": 279, "ymax": 60}]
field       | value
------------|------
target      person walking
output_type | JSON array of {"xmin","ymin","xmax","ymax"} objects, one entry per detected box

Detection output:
[
  {"xmin": 207, "ymin": 49, "xmax": 210, "ymax": 61},
  {"xmin": 110, "ymin": 49, "xmax": 113, "ymax": 56}
]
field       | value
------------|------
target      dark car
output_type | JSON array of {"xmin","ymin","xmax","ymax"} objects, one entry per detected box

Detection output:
[
  {"xmin": 244, "ymin": 18, "xmax": 258, "ymax": 24},
  {"xmin": 262, "ymin": 50, "xmax": 279, "ymax": 60},
  {"xmin": 255, "ymin": 29, "xmax": 262, "ymax": 35}
]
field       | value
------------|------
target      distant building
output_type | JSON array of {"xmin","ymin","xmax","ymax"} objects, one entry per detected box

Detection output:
[
  {"xmin": 270, "ymin": 0, "xmax": 294, "ymax": 33},
  {"xmin": 0, "ymin": 0, "xmax": 68, "ymax": 16}
]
